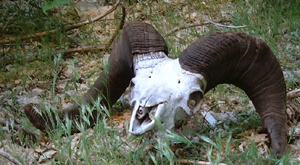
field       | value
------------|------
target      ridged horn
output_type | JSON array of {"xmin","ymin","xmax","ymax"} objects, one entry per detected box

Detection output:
[
  {"xmin": 24, "ymin": 21, "xmax": 168, "ymax": 132},
  {"xmin": 179, "ymin": 32, "xmax": 287, "ymax": 154}
]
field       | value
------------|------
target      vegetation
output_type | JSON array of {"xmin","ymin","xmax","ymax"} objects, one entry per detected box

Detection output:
[{"xmin": 0, "ymin": 0, "xmax": 299, "ymax": 164}]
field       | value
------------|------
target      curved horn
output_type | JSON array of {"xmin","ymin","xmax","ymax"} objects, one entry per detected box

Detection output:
[
  {"xmin": 24, "ymin": 21, "xmax": 168, "ymax": 132},
  {"xmin": 179, "ymin": 32, "xmax": 287, "ymax": 154}
]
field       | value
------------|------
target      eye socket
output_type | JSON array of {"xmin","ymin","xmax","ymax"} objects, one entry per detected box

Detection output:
[{"xmin": 187, "ymin": 91, "xmax": 203, "ymax": 109}]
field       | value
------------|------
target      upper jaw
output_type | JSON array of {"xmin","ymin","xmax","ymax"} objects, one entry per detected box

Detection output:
[{"xmin": 129, "ymin": 102, "xmax": 165, "ymax": 134}]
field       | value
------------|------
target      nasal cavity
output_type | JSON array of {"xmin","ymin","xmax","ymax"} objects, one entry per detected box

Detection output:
[
  {"xmin": 136, "ymin": 106, "xmax": 149, "ymax": 119},
  {"xmin": 135, "ymin": 106, "xmax": 157, "ymax": 126},
  {"xmin": 187, "ymin": 91, "xmax": 203, "ymax": 109}
]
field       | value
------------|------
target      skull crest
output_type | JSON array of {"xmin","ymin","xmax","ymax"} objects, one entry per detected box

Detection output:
[{"xmin": 129, "ymin": 52, "xmax": 207, "ymax": 134}]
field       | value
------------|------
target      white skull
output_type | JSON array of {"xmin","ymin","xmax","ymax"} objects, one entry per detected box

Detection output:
[{"xmin": 129, "ymin": 52, "xmax": 207, "ymax": 134}]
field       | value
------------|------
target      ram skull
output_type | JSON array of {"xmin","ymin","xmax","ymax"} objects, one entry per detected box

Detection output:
[
  {"xmin": 129, "ymin": 52, "xmax": 206, "ymax": 134},
  {"xmin": 24, "ymin": 21, "xmax": 287, "ymax": 155}
]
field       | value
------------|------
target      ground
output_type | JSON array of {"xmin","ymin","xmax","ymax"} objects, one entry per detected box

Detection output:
[{"xmin": 0, "ymin": 0, "xmax": 300, "ymax": 164}]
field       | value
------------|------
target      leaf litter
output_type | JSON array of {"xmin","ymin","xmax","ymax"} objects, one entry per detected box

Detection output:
[{"xmin": 1, "ymin": 0, "xmax": 300, "ymax": 164}]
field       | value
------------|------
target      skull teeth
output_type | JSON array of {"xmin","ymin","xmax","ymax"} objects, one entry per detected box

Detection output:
[
  {"xmin": 129, "ymin": 103, "xmax": 164, "ymax": 134},
  {"xmin": 136, "ymin": 106, "xmax": 158, "ymax": 121},
  {"xmin": 136, "ymin": 106, "xmax": 147, "ymax": 119}
]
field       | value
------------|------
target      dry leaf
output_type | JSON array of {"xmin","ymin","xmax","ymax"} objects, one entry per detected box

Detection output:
[{"xmin": 38, "ymin": 148, "xmax": 57, "ymax": 163}]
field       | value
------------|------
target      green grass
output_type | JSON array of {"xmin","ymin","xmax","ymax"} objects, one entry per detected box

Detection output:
[{"xmin": 0, "ymin": 0, "xmax": 300, "ymax": 164}]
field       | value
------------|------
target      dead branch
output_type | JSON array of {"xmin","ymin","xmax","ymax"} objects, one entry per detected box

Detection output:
[
  {"xmin": 178, "ymin": 159, "xmax": 227, "ymax": 165},
  {"xmin": 185, "ymin": 0, "xmax": 247, "ymax": 29},
  {"xmin": 0, "ymin": 0, "xmax": 120, "ymax": 44},
  {"xmin": 0, "ymin": 45, "xmax": 106, "ymax": 67},
  {"xmin": 0, "ymin": 149, "xmax": 23, "ymax": 165},
  {"xmin": 164, "ymin": 19, "xmax": 231, "ymax": 37},
  {"xmin": 105, "ymin": 6, "xmax": 126, "ymax": 50},
  {"xmin": 55, "ymin": 45, "xmax": 106, "ymax": 56},
  {"xmin": 287, "ymin": 89, "xmax": 300, "ymax": 100}
]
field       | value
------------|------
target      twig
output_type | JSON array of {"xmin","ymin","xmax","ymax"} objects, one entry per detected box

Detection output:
[
  {"xmin": 178, "ymin": 159, "xmax": 227, "ymax": 165},
  {"xmin": 164, "ymin": 19, "xmax": 231, "ymax": 37},
  {"xmin": 287, "ymin": 89, "xmax": 300, "ymax": 100},
  {"xmin": 105, "ymin": 5, "xmax": 126, "ymax": 50},
  {"xmin": 0, "ymin": 0, "xmax": 120, "ymax": 44},
  {"xmin": 54, "ymin": 45, "xmax": 106, "ymax": 56},
  {"xmin": 185, "ymin": 0, "xmax": 247, "ymax": 29},
  {"xmin": 0, "ymin": 149, "xmax": 23, "ymax": 165}
]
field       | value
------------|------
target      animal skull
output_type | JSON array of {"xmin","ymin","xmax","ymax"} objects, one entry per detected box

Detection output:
[
  {"xmin": 129, "ymin": 52, "xmax": 207, "ymax": 134},
  {"xmin": 24, "ymin": 21, "xmax": 288, "ymax": 154}
]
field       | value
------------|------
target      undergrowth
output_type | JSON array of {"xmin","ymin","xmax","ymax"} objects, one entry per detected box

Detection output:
[{"xmin": 0, "ymin": 0, "xmax": 299, "ymax": 164}]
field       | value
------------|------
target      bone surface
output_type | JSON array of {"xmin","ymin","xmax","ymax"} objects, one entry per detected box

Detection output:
[{"xmin": 129, "ymin": 52, "xmax": 206, "ymax": 134}]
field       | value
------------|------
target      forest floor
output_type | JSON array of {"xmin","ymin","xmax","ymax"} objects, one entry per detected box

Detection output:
[{"xmin": 1, "ymin": 0, "xmax": 300, "ymax": 164}]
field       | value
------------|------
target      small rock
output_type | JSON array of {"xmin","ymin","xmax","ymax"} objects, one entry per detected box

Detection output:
[{"xmin": 201, "ymin": 111, "xmax": 217, "ymax": 126}]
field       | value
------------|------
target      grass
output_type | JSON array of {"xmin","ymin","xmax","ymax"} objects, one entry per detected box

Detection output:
[{"xmin": 1, "ymin": 0, "xmax": 300, "ymax": 164}]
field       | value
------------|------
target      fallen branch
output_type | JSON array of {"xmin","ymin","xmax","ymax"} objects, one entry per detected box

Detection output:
[
  {"xmin": 54, "ymin": 45, "xmax": 106, "ymax": 56},
  {"xmin": 56, "ymin": 5, "xmax": 126, "ymax": 54},
  {"xmin": 185, "ymin": 0, "xmax": 247, "ymax": 29},
  {"xmin": 287, "ymin": 89, "xmax": 300, "ymax": 100},
  {"xmin": 164, "ymin": 19, "xmax": 231, "ymax": 37},
  {"xmin": 105, "ymin": 5, "xmax": 126, "ymax": 50},
  {"xmin": 178, "ymin": 159, "xmax": 227, "ymax": 165},
  {"xmin": 0, "ymin": 45, "xmax": 106, "ymax": 67},
  {"xmin": 0, "ymin": 149, "xmax": 23, "ymax": 165},
  {"xmin": 0, "ymin": 0, "xmax": 120, "ymax": 44}
]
